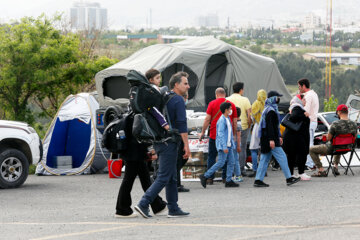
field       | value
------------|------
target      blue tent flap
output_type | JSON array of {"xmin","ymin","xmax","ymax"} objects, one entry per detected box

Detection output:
[{"xmin": 46, "ymin": 119, "xmax": 91, "ymax": 168}]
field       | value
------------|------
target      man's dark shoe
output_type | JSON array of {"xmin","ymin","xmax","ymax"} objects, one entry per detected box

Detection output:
[
  {"xmin": 206, "ymin": 179, "xmax": 214, "ymax": 185},
  {"xmin": 199, "ymin": 174, "xmax": 207, "ymax": 188},
  {"xmin": 135, "ymin": 205, "xmax": 152, "ymax": 218},
  {"xmin": 253, "ymin": 180, "xmax": 269, "ymax": 187},
  {"xmin": 286, "ymin": 177, "xmax": 301, "ymax": 186},
  {"xmin": 241, "ymin": 171, "xmax": 248, "ymax": 177},
  {"xmin": 225, "ymin": 180, "xmax": 239, "ymax": 187},
  {"xmin": 168, "ymin": 208, "xmax": 190, "ymax": 218},
  {"xmin": 178, "ymin": 185, "xmax": 190, "ymax": 192},
  {"xmin": 247, "ymin": 171, "xmax": 256, "ymax": 177},
  {"xmin": 333, "ymin": 167, "xmax": 340, "ymax": 176}
]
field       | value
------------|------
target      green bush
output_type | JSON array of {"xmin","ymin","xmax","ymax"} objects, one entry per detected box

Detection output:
[
  {"xmin": 324, "ymin": 95, "xmax": 339, "ymax": 112},
  {"xmin": 29, "ymin": 164, "xmax": 36, "ymax": 175}
]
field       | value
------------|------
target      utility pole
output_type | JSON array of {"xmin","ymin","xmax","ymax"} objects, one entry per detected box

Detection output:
[
  {"xmin": 329, "ymin": 0, "xmax": 332, "ymax": 98},
  {"xmin": 150, "ymin": 8, "xmax": 152, "ymax": 30},
  {"xmin": 325, "ymin": 0, "xmax": 332, "ymax": 99}
]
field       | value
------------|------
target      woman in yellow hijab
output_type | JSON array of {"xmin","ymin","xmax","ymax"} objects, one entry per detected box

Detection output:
[{"xmin": 249, "ymin": 89, "xmax": 267, "ymax": 174}]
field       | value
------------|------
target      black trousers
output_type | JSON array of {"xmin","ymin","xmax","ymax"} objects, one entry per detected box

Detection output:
[
  {"xmin": 286, "ymin": 151, "xmax": 307, "ymax": 175},
  {"xmin": 177, "ymin": 141, "xmax": 188, "ymax": 187},
  {"xmin": 115, "ymin": 160, "xmax": 165, "ymax": 215}
]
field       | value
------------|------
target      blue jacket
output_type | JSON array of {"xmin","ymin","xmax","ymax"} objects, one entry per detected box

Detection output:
[{"xmin": 216, "ymin": 115, "xmax": 236, "ymax": 151}]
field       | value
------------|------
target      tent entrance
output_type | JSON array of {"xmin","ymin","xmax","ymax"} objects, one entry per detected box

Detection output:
[
  {"xmin": 161, "ymin": 63, "xmax": 198, "ymax": 100},
  {"xmin": 46, "ymin": 118, "xmax": 91, "ymax": 169},
  {"xmin": 103, "ymin": 76, "xmax": 130, "ymax": 100},
  {"xmin": 204, "ymin": 53, "xmax": 228, "ymax": 106}
]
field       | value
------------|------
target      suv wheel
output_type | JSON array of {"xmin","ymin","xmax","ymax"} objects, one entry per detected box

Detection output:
[{"xmin": 0, "ymin": 149, "xmax": 29, "ymax": 189}]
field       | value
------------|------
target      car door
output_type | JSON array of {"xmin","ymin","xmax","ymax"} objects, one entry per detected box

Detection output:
[{"xmin": 346, "ymin": 94, "xmax": 360, "ymax": 122}]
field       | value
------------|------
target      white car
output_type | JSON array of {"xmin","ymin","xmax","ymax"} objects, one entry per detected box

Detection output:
[{"xmin": 0, "ymin": 120, "xmax": 42, "ymax": 188}]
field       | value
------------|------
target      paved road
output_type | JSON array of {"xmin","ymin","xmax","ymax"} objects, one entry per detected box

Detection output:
[{"xmin": 1, "ymin": 168, "xmax": 360, "ymax": 240}]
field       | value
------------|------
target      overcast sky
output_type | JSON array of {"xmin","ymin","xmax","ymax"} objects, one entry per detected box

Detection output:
[{"xmin": 1, "ymin": 0, "xmax": 360, "ymax": 29}]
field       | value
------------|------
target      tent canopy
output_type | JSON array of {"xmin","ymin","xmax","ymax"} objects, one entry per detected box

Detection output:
[
  {"xmin": 95, "ymin": 37, "xmax": 291, "ymax": 111},
  {"xmin": 36, "ymin": 93, "xmax": 110, "ymax": 175}
]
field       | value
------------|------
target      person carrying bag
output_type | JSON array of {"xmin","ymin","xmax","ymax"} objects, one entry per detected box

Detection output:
[{"xmin": 282, "ymin": 94, "xmax": 311, "ymax": 181}]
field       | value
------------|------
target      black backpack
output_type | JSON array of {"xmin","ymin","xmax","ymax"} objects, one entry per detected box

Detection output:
[
  {"xmin": 131, "ymin": 97, "xmax": 176, "ymax": 143},
  {"xmin": 127, "ymin": 70, "xmax": 163, "ymax": 113},
  {"xmin": 101, "ymin": 113, "xmax": 130, "ymax": 154},
  {"xmin": 126, "ymin": 70, "xmax": 178, "ymax": 143}
]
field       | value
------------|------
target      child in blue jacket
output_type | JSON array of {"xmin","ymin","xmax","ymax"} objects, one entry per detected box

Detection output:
[{"xmin": 199, "ymin": 102, "xmax": 239, "ymax": 188}]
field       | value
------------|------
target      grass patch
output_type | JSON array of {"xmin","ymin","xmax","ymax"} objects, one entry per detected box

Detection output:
[{"xmin": 29, "ymin": 164, "xmax": 36, "ymax": 175}]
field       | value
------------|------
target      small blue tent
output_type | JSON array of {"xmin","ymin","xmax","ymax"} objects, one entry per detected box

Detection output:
[{"xmin": 36, "ymin": 93, "xmax": 110, "ymax": 175}]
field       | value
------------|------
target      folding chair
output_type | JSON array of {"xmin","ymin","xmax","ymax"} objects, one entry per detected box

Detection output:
[
  {"xmin": 325, "ymin": 133, "xmax": 357, "ymax": 177},
  {"xmin": 344, "ymin": 137, "xmax": 360, "ymax": 175}
]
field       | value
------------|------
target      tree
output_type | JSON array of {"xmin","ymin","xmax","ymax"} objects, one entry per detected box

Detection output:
[
  {"xmin": 274, "ymin": 53, "xmax": 324, "ymax": 85},
  {"xmin": 0, "ymin": 15, "xmax": 117, "ymax": 123},
  {"xmin": 249, "ymin": 45, "xmax": 262, "ymax": 54},
  {"xmin": 341, "ymin": 45, "xmax": 350, "ymax": 52},
  {"xmin": 324, "ymin": 95, "xmax": 339, "ymax": 112}
]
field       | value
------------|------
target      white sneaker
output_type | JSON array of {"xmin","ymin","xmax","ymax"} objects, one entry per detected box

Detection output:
[
  {"xmin": 233, "ymin": 176, "xmax": 244, "ymax": 182},
  {"xmin": 300, "ymin": 173, "xmax": 311, "ymax": 181},
  {"xmin": 115, "ymin": 213, "xmax": 137, "ymax": 218},
  {"xmin": 292, "ymin": 174, "xmax": 299, "ymax": 178}
]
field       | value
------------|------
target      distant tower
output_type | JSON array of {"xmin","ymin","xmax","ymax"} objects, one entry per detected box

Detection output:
[
  {"xmin": 70, "ymin": 1, "xmax": 108, "ymax": 31},
  {"xmin": 197, "ymin": 13, "xmax": 219, "ymax": 28},
  {"xmin": 227, "ymin": 17, "xmax": 230, "ymax": 29}
]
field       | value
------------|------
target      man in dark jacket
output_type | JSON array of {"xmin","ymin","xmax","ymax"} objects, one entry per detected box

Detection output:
[
  {"xmin": 135, "ymin": 72, "xmax": 191, "ymax": 218},
  {"xmin": 253, "ymin": 91, "xmax": 301, "ymax": 187},
  {"xmin": 115, "ymin": 114, "xmax": 167, "ymax": 217}
]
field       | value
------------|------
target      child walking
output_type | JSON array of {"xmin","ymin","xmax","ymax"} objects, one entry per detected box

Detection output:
[{"xmin": 199, "ymin": 102, "xmax": 239, "ymax": 188}]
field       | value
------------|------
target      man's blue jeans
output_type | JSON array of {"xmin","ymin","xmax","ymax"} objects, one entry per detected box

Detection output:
[
  {"xmin": 233, "ymin": 141, "xmax": 241, "ymax": 176},
  {"xmin": 250, "ymin": 149, "xmax": 259, "ymax": 172},
  {"xmin": 139, "ymin": 142, "xmax": 180, "ymax": 212},
  {"xmin": 240, "ymin": 128, "xmax": 250, "ymax": 171},
  {"xmin": 204, "ymin": 147, "xmax": 235, "ymax": 182},
  {"xmin": 306, "ymin": 121, "xmax": 318, "ymax": 168},
  {"xmin": 255, "ymin": 147, "xmax": 291, "ymax": 181},
  {"xmin": 207, "ymin": 138, "xmax": 226, "ymax": 179}
]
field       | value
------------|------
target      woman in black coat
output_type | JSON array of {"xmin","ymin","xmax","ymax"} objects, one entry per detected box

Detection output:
[
  {"xmin": 115, "ymin": 114, "xmax": 166, "ymax": 217},
  {"xmin": 282, "ymin": 94, "xmax": 311, "ymax": 180}
]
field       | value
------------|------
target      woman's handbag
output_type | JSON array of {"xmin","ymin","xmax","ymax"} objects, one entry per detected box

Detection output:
[{"xmin": 281, "ymin": 113, "xmax": 302, "ymax": 131}]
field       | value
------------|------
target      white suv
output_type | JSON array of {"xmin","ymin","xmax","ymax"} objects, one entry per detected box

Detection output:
[{"xmin": 0, "ymin": 120, "xmax": 42, "ymax": 188}]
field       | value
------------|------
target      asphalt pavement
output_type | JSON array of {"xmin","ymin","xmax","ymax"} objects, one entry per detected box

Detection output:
[{"xmin": 1, "ymin": 167, "xmax": 360, "ymax": 240}]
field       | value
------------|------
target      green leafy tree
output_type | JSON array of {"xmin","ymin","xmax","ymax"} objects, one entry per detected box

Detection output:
[
  {"xmin": 249, "ymin": 45, "xmax": 262, "ymax": 54},
  {"xmin": 275, "ymin": 53, "xmax": 324, "ymax": 85},
  {"xmin": 324, "ymin": 95, "xmax": 339, "ymax": 112},
  {"xmin": 0, "ymin": 15, "xmax": 117, "ymax": 123}
]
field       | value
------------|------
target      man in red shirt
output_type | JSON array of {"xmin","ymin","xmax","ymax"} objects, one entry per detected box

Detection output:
[{"xmin": 199, "ymin": 88, "xmax": 238, "ymax": 184}]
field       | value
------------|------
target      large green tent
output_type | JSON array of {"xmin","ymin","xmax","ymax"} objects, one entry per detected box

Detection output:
[{"xmin": 95, "ymin": 37, "xmax": 291, "ymax": 111}]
